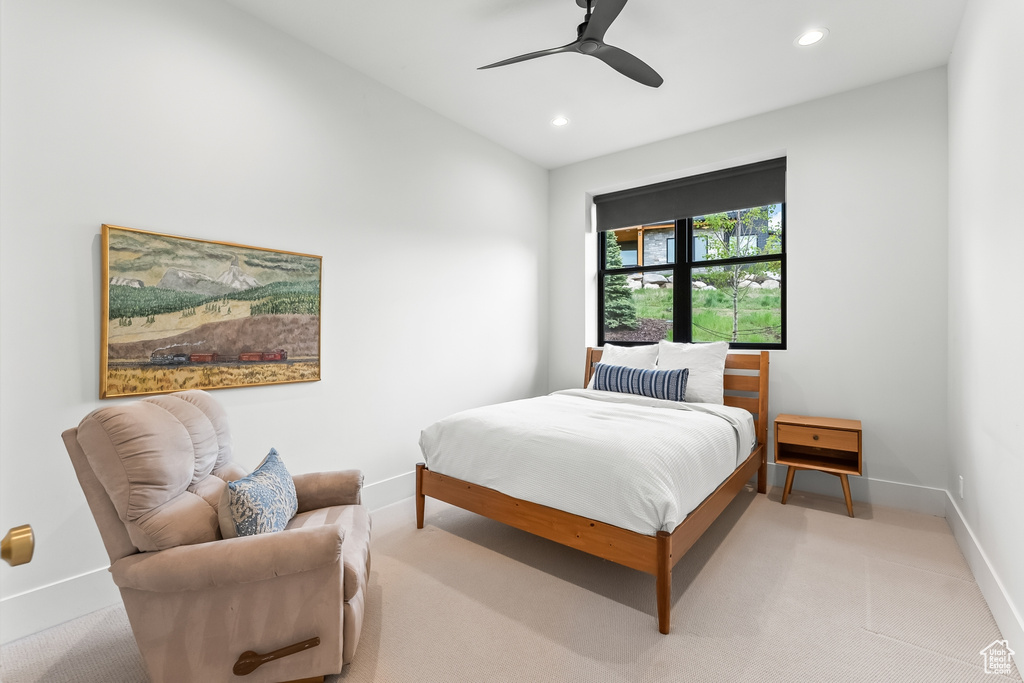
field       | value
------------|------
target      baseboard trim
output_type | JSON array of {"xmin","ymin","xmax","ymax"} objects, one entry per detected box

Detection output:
[
  {"xmin": 765, "ymin": 463, "xmax": 947, "ymax": 516},
  {"xmin": 362, "ymin": 469, "xmax": 415, "ymax": 512},
  {"xmin": 1, "ymin": 566, "xmax": 120, "ymax": 644},
  {"xmin": 944, "ymin": 493, "xmax": 1024, "ymax": 676}
]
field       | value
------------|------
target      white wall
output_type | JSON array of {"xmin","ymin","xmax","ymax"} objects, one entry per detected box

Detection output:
[
  {"xmin": 0, "ymin": 0, "xmax": 548, "ymax": 640},
  {"xmin": 947, "ymin": 0, "xmax": 1024, "ymax": 653},
  {"xmin": 549, "ymin": 69, "xmax": 950, "ymax": 502}
]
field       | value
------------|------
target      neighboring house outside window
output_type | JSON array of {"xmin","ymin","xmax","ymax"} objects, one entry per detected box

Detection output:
[{"xmin": 595, "ymin": 158, "xmax": 786, "ymax": 349}]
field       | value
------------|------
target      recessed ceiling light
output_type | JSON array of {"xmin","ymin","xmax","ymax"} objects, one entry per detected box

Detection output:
[
  {"xmin": 551, "ymin": 116, "xmax": 570, "ymax": 127},
  {"xmin": 796, "ymin": 28, "xmax": 829, "ymax": 46}
]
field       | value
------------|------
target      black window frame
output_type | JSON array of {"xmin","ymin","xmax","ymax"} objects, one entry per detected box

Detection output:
[{"xmin": 597, "ymin": 206, "xmax": 787, "ymax": 350}]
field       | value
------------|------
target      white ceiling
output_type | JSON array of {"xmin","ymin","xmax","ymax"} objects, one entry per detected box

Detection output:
[{"xmin": 224, "ymin": 0, "xmax": 967, "ymax": 169}]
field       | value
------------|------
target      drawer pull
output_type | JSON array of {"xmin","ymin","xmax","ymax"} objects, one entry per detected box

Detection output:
[{"xmin": 812, "ymin": 434, "xmax": 819, "ymax": 441}]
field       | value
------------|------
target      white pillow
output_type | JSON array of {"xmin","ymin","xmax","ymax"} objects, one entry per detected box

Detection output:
[
  {"xmin": 600, "ymin": 343, "xmax": 658, "ymax": 369},
  {"xmin": 588, "ymin": 343, "xmax": 659, "ymax": 388},
  {"xmin": 656, "ymin": 340, "xmax": 729, "ymax": 404}
]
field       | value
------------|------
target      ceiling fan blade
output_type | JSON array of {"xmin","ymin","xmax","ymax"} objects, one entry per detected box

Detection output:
[
  {"xmin": 479, "ymin": 42, "xmax": 578, "ymax": 70},
  {"xmin": 581, "ymin": 0, "xmax": 627, "ymax": 43},
  {"xmin": 591, "ymin": 44, "xmax": 663, "ymax": 87}
]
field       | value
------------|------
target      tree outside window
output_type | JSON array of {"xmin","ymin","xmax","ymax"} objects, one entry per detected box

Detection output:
[
  {"xmin": 603, "ymin": 231, "xmax": 638, "ymax": 331},
  {"xmin": 692, "ymin": 205, "xmax": 782, "ymax": 344}
]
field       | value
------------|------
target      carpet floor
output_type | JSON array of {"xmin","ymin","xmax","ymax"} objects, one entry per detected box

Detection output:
[{"xmin": 2, "ymin": 486, "xmax": 1020, "ymax": 682}]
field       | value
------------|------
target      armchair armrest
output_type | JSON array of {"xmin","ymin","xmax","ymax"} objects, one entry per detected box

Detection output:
[
  {"xmin": 111, "ymin": 523, "xmax": 344, "ymax": 593},
  {"xmin": 293, "ymin": 470, "xmax": 363, "ymax": 513}
]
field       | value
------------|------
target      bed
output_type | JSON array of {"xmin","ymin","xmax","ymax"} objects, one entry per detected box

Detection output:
[{"xmin": 415, "ymin": 347, "xmax": 769, "ymax": 634}]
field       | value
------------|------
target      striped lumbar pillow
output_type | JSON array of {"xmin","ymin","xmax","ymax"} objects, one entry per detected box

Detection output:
[{"xmin": 592, "ymin": 363, "xmax": 689, "ymax": 402}]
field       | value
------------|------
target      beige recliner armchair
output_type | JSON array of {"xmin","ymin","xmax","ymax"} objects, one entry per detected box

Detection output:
[{"xmin": 62, "ymin": 390, "xmax": 371, "ymax": 683}]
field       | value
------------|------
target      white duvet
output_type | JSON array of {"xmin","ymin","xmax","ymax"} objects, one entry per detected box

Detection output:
[{"xmin": 419, "ymin": 388, "xmax": 756, "ymax": 535}]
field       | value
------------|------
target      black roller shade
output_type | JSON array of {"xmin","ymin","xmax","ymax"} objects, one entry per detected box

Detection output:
[{"xmin": 594, "ymin": 158, "xmax": 786, "ymax": 232}]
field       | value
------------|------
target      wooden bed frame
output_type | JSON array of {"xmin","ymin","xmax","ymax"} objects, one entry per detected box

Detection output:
[{"xmin": 415, "ymin": 348, "xmax": 769, "ymax": 634}]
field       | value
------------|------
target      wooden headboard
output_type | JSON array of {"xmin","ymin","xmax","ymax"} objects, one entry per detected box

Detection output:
[{"xmin": 584, "ymin": 347, "xmax": 770, "ymax": 447}]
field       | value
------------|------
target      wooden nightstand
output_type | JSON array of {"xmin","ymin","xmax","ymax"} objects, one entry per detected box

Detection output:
[{"xmin": 774, "ymin": 414, "xmax": 862, "ymax": 517}]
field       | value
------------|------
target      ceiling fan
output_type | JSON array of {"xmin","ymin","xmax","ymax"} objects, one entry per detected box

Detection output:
[{"xmin": 479, "ymin": 0, "xmax": 663, "ymax": 88}]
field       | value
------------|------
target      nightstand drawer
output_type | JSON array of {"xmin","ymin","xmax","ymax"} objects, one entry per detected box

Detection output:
[{"xmin": 777, "ymin": 424, "xmax": 858, "ymax": 452}]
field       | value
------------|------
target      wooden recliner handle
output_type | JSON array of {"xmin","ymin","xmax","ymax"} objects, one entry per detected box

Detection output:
[{"xmin": 233, "ymin": 636, "xmax": 321, "ymax": 676}]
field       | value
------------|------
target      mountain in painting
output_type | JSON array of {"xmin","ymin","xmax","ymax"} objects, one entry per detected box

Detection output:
[
  {"xmin": 157, "ymin": 257, "xmax": 261, "ymax": 297},
  {"xmin": 109, "ymin": 276, "xmax": 144, "ymax": 288},
  {"xmin": 215, "ymin": 256, "xmax": 261, "ymax": 290},
  {"xmin": 157, "ymin": 269, "xmax": 233, "ymax": 297}
]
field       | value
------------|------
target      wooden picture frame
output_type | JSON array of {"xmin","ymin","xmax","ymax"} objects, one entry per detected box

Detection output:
[{"xmin": 100, "ymin": 224, "xmax": 321, "ymax": 398}]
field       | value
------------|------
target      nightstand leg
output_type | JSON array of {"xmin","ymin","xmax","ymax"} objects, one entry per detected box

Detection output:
[
  {"xmin": 781, "ymin": 466, "xmax": 796, "ymax": 504},
  {"xmin": 839, "ymin": 473, "xmax": 854, "ymax": 517}
]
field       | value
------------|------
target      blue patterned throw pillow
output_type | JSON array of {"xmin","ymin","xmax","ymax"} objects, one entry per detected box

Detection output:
[
  {"xmin": 592, "ymin": 363, "xmax": 689, "ymax": 402},
  {"xmin": 218, "ymin": 448, "xmax": 298, "ymax": 539}
]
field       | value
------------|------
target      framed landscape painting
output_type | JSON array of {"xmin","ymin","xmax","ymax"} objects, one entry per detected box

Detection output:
[{"xmin": 101, "ymin": 224, "xmax": 321, "ymax": 398}]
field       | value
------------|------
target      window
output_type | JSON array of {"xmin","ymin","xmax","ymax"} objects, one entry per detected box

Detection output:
[{"xmin": 595, "ymin": 159, "xmax": 786, "ymax": 349}]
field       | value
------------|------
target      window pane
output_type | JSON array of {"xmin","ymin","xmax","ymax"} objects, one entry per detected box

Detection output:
[
  {"xmin": 642, "ymin": 224, "xmax": 675, "ymax": 266},
  {"xmin": 692, "ymin": 204, "xmax": 782, "ymax": 263},
  {"xmin": 603, "ymin": 228, "xmax": 638, "ymax": 269},
  {"xmin": 603, "ymin": 223, "xmax": 676, "ymax": 269},
  {"xmin": 604, "ymin": 269, "xmax": 673, "ymax": 343},
  {"xmin": 691, "ymin": 262, "xmax": 782, "ymax": 344}
]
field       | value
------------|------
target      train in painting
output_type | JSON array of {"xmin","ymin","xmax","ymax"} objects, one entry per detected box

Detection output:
[{"xmin": 149, "ymin": 349, "xmax": 288, "ymax": 365}]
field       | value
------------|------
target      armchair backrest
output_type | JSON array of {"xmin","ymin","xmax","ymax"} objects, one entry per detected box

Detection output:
[{"xmin": 63, "ymin": 391, "xmax": 247, "ymax": 562}]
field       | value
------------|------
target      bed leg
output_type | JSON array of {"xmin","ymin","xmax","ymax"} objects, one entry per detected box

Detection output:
[
  {"xmin": 656, "ymin": 530, "xmax": 671, "ymax": 634},
  {"xmin": 757, "ymin": 457, "xmax": 767, "ymax": 494},
  {"xmin": 416, "ymin": 463, "xmax": 425, "ymax": 529}
]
